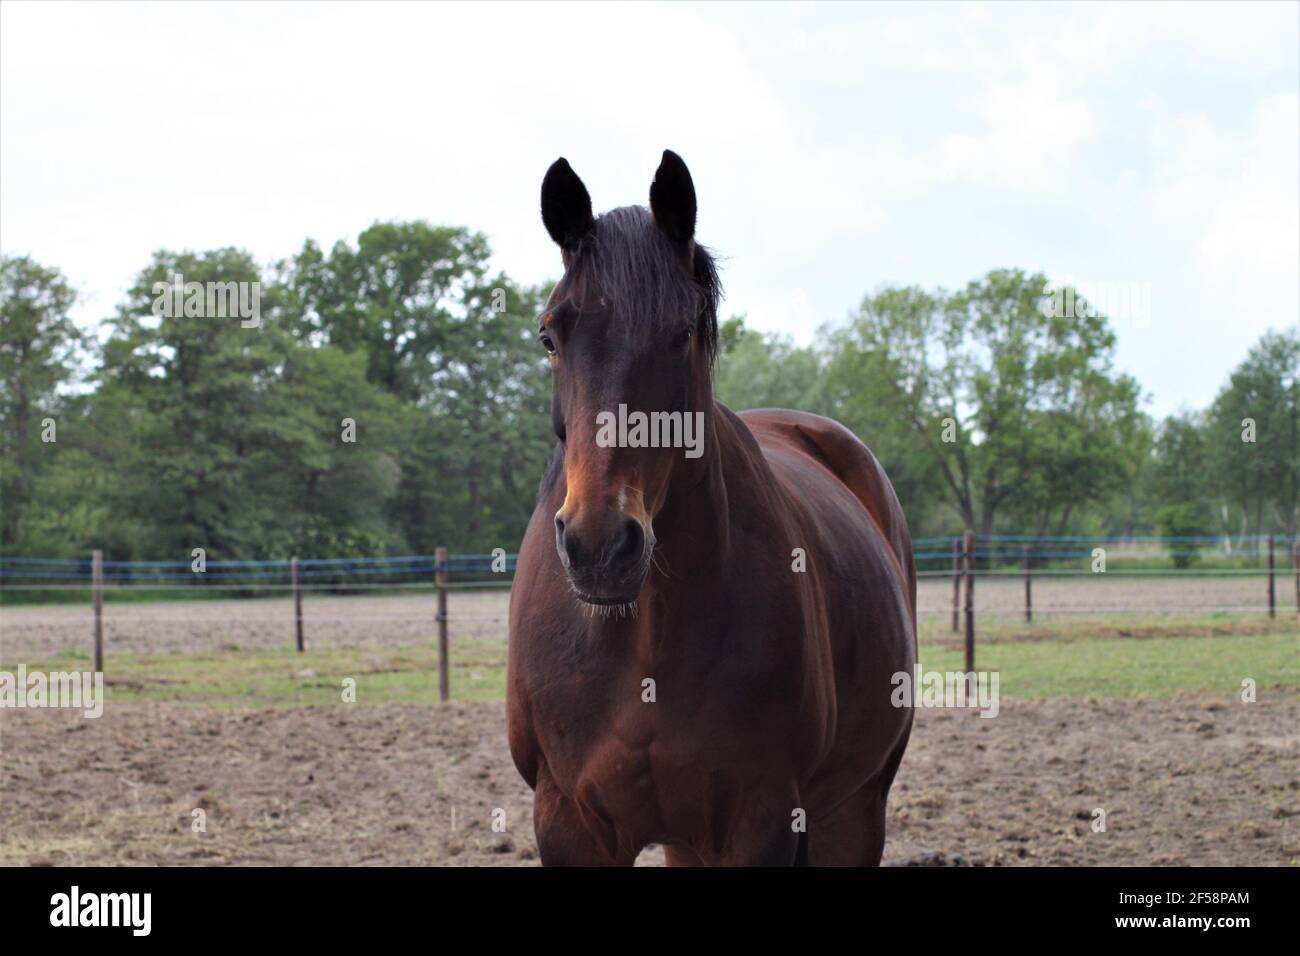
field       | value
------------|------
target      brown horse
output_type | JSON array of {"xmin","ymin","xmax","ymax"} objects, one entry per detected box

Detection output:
[{"xmin": 507, "ymin": 150, "xmax": 916, "ymax": 866}]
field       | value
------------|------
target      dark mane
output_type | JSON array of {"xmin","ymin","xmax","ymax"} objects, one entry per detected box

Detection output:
[
  {"xmin": 562, "ymin": 205, "xmax": 722, "ymax": 366},
  {"xmin": 536, "ymin": 441, "xmax": 564, "ymax": 505}
]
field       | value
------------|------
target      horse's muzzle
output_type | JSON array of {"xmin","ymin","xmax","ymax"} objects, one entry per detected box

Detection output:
[{"xmin": 554, "ymin": 512, "xmax": 652, "ymax": 605}]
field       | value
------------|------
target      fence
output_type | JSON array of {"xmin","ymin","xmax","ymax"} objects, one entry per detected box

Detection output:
[
  {"xmin": 2, "ymin": 533, "xmax": 1296, "ymax": 698},
  {"xmin": 0, "ymin": 549, "xmax": 516, "ymax": 702},
  {"xmin": 916, "ymin": 532, "xmax": 1299, "ymax": 674}
]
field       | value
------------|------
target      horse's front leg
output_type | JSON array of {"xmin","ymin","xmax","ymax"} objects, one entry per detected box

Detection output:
[
  {"xmin": 707, "ymin": 784, "xmax": 805, "ymax": 867},
  {"xmin": 533, "ymin": 766, "xmax": 638, "ymax": 866}
]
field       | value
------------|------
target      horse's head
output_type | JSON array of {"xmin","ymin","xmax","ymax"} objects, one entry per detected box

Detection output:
[{"xmin": 538, "ymin": 150, "xmax": 721, "ymax": 607}]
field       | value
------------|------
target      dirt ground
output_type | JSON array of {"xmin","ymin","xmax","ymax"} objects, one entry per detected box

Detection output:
[
  {"xmin": 2, "ymin": 693, "xmax": 1294, "ymax": 866},
  {"xmin": 2, "ymin": 580, "xmax": 1294, "ymax": 865},
  {"xmin": 0, "ymin": 589, "xmax": 512, "ymax": 658}
]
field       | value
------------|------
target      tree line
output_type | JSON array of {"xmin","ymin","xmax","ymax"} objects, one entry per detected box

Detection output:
[
  {"xmin": 1, "ymin": 224, "xmax": 1296, "ymax": 566},
  {"xmin": 717, "ymin": 276, "xmax": 1298, "ymax": 552}
]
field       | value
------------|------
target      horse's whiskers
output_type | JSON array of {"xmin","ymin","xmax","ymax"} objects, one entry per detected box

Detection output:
[
  {"xmin": 649, "ymin": 548, "xmax": 672, "ymax": 581},
  {"xmin": 568, "ymin": 582, "xmax": 638, "ymax": 621}
]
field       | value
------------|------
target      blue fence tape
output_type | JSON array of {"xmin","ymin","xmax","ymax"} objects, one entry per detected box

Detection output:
[{"xmin": 2, "ymin": 533, "xmax": 1289, "ymax": 584}]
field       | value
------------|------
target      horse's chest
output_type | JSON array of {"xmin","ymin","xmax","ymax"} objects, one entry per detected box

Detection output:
[
  {"xmin": 540, "ymin": 675, "xmax": 789, "ymax": 842},
  {"xmin": 531, "ymin": 674, "xmax": 694, "ymax": 810},
  {"xmin": 570, "ymin": 704, "xmax": 718, "ymax": 839}
]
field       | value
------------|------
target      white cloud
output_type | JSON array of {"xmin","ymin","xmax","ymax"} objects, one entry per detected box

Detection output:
[
  {"xmin": 936, "ymin": 73, "xmax": 1097, "ymax": 191},
  {"xmin": 1145, "ymin": 93, "xmax": 1300, "ymax": 328}
]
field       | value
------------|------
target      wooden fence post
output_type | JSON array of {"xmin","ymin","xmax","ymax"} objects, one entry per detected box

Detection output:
[
  {"xmin": 436, "ymin": 546, "xmax": 449, "ymax": 703},
  {"xmin": 92, "ymin": 549, "xmax": 103, "ymax": 672},
  {"xmin": 1023, "ymin": 544, "xmax": 1032, "ymax": 623},
  {"xmin": 951, "ymin": 538, "xmax": 960, "ymax": 632},
  {"xmin": 1266, "ymin": 535, "xmax": 1275, "ymax": 619},
  {"xmin": 291, "ymin": 556, "xmax": 304, "ymax": 652},
  {"xmin": 1293, "ymin": 542, "xmax": 1299, "ymax": 616},
  {"xmin": 963, "ymin": 530, "xmax": 975, "ymax": 677}
]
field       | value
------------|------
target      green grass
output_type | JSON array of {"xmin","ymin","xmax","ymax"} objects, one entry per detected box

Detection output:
[
  {"xmin": 6, "ymin": 639, "xmax": 506, "ymax": 708},
  {"xmin": 917, "ymin": 608, "xmax": 1290, "ymax": 645},
  {"xmin": 922, "ymin": 554, "xmax": 1284, "ymax": 573},
  {"xmin": 5, "ymin": 627, "xmax": 1295, "ymax": 708},
  {"xmin": 919, "ymin": 630, "xmax": 1298, "ymax": 698}
]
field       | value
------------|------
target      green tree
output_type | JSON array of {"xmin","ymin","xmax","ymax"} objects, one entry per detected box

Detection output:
[
  {"xmin": 290, "ymin": 223, "xmax": 553, "ymax": 551},
  {"xmin": 1154, "ymin": 502, "xmax": 1213, "ymax": 568},
  {"xmin": 291, "ymin": 223, "xmax": 496, "ymax": 402},
  {"xmin": 0, "ymin": 255, "xmax": 83, "ymax": 551},
  {"xmin": 1148, "ymin": 411, "xmax": 1213, "ymax": 518},
  {"xmin": 399, "ymin": 275, "xmax": 551, "ymax": 551},
  {"xmin": 715, "ymin": 318, "xmax": 827, "ymax": 414},
  {"xmin": 822, "ymin": 288, "xmax": 950, "ymax": 536},
  {"xmin": 1100, "ymin": 412, "xmax": 1156, "ymax": 538},
  {"xmin": 825, "ymin": 271, "xmax": 1143, "ymax": 537},
  {"xmin": 1204, "ymin": 329, "xmax": 1299, "ymax": 545},
  {"xmin": 95, "ymin": 249, "xmax": 403, "ymax": 561}
]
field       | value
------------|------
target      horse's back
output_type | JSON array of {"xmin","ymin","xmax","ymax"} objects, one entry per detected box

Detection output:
[{"xmin": 737, "ymin": 407, "xmax": 916, "ymax": 621}]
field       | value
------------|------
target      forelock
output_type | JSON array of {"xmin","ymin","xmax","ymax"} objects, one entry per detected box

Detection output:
[{"xmin": 562, "ymin": 205, "xmax": 721, "ymax": 364}]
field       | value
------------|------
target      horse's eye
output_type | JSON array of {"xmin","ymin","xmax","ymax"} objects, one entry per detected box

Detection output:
[
  {"xmin": 672, "ymin": 327, "xmax": 693, "ymax": 350},
  {"xmin": 539, "ymin": 332, "xmax": 557, "ymax": 354}
]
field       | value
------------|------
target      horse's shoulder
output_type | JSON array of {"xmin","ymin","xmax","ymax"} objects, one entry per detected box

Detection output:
[
  {"xmin": 736, "ymin": 407, "xmax": 881, "ymax": 480},
  {"xmin": 733, "ymin": 406, "xmax": 914, "ymax": 598}
]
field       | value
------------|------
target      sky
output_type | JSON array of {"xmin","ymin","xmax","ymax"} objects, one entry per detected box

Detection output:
[{"xmin": 1, "ymin": 0, "xmax": 1296, "ymax": 418}]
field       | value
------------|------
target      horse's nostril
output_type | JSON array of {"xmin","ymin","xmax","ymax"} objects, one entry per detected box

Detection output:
[
  {"xmin": 554, "ymin": 515, "xmax": 572, "ymax": 568},
  {"xmin": 616, "ymin": 518, "xmax": 644, "ymax": 562},
  {"xmin": 556, "ymin": 514, "xmax": 645, "ymax": 579}
]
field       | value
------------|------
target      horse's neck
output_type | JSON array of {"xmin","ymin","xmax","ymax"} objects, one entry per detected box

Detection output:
[{"xmin": 651, "ymin": 398, "xmax": 741, "ymax": 578}]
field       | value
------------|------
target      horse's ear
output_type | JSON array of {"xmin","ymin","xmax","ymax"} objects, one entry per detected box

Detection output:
[
  {"xmin": 541, "ymin": 158, "xmax": 594, "ymax": 251},
  {"xmin": 649, "ymin": 149, "xmax": 697, "ymax": 246}
]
